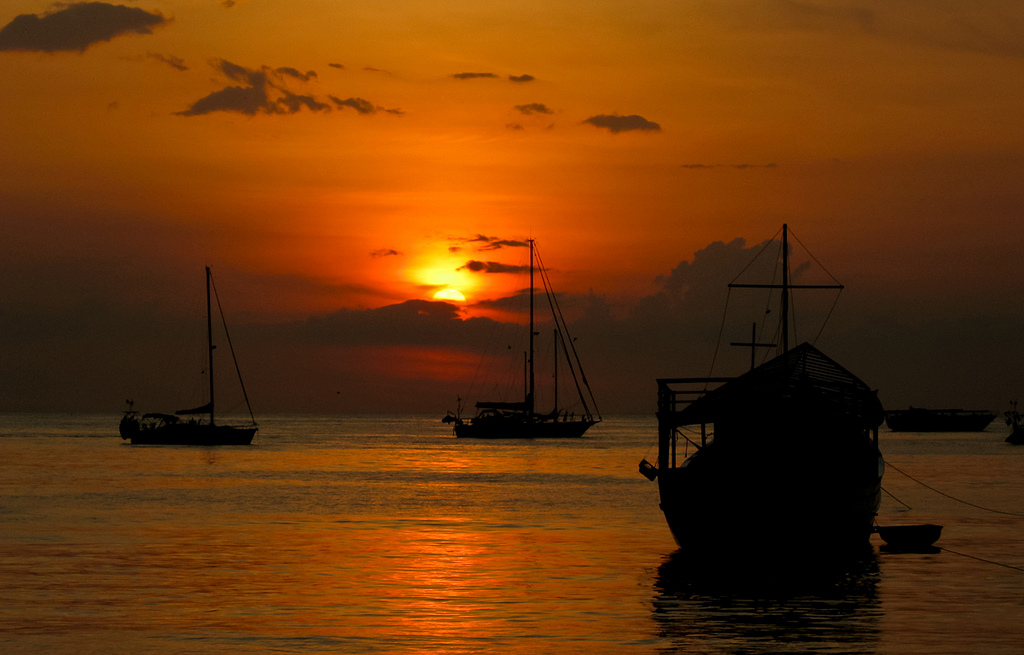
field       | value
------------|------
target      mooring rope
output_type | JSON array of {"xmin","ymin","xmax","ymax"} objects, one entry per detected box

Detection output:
[
  {"xmin": 881, "ymin": 485, "xmax": 912, "ymax": 510},
  {"xmin": 887, "ymin": 461, "xmax": 1024, "ymax": 517},
  {"xmin": 939, "ymin": 547, "xmax": 1024, "ymax": 572}
]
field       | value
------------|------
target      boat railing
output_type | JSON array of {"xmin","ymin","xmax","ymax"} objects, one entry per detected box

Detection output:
[
  {"xmin": 656, "ymin": 377, "xmax": 733, "ymax": 415},
  {"xmin": 656, "ymin": 377, "xmax": 734, "ymax": 468}
]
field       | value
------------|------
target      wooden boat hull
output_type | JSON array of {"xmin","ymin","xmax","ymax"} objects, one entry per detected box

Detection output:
[
  {"xmin": 657, "ymin": 439, "xmax": 883, "ymax": 555},
  {"xmin": 122, "ymin": 422, "xmax": 256, "ymax": 446}
]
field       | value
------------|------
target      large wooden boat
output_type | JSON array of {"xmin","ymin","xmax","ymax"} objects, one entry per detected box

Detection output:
[
  {"xmin": 640, "ymin": 224, "xmax": 884, "ymax": 556},
  {"xmin": 444, "ymin": 239, "xmax": 600, "ymax": 438},
  {"xmin": 119, "ymin": 267, "xmax": 258, "ymax": 445},
  {"xmin": 885, "ymin": 408, "xmax": 996, "ymax": 432}
]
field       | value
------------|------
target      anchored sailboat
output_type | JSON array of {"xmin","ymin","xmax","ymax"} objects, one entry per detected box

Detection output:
[
  {"xmin": 640, "ymin": 225, "xmax": 884, "ymax": 555},
  {"xmin": 119, "ymin": 267, "xmax": 258, "ymax": 445},
  {"xmin": 445, "ymin": 239, "xmax": 601, "ymax": 438}
]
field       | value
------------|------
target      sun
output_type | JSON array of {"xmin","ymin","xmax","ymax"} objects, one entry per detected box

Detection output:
[{"xmin": 433, "ymin": 288, "xmax": 466, "ymax": 302}]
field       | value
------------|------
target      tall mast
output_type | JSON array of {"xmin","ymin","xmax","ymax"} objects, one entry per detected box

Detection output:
[
  {"xmin": 528, "ymin": 239, "xmax": 535, "ymax": 416},
  {"xmin": 727, "ymin": 223, "xmax": 842, "ymax": 360},
  {"xmin": 206, "ymin": 266, "xmax": 215, "ymax": 425},
  {"xmin": 781, "ymin": 223, "xmax": 789, "ymax": 354}
]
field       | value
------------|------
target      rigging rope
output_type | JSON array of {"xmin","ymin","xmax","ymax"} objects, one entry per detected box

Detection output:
[
  {"xmin": 887, "ymin": 461, "xmax": 1024, "ymax": 517},
  {"xmin": 534, "ymin": 244, "xmax": 601, "ymax": 418},
  {"xmin": 703, "ymin": 288, "xmax": 731, "ymax": 388},
  {"xmin": 812, "ymin": 288, "xmax": 843, "ymax": 347},
  {"xmin": 209, "ymin": 272, "xmax": 257, "ymax": 426}
]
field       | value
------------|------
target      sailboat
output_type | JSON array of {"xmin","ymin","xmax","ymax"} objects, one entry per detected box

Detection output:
[
  {"xmin": 445, "ymin": 239, "xmax": 601, "ymax": 438},
  {"xmin": 639, "ymin": 225, "xmax": 884, "ymax": 556},
  {"xmin": 119, "ymin": 267, "xmax": 258, "ymax": 445}
]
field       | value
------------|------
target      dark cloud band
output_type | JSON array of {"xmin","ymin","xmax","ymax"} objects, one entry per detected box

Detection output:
[
  {"xmin": 583, "ymin": 114, "xmax": 661, "ymax": 134},
  {"xmin": 0, "ymin": 3, "xmax": 168, "ymax": 53}
]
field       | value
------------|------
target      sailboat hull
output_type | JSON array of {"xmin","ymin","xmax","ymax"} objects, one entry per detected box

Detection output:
[
  {"xmin": 123, "ymin": 422, "xmax": 256, "ymax": 446},
  {"xmin": 119, "ymin": 412, "xmax": 255, "ymax": 445}
]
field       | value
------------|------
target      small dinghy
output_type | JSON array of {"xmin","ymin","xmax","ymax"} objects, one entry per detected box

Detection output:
[{"xmin": 876, "ymin": 524, "xmax": 942, "ymax": 552}]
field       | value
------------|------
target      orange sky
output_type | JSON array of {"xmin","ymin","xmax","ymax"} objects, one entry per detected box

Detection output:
[{"xmin": 2, "ymin": 1, "xmax": 1024, "ymax": 414}]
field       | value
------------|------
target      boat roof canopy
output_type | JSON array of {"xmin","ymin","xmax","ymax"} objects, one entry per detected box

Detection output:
[{"xmin": 671, "ymin": 342, "xmax": 883, "ymax": 429}]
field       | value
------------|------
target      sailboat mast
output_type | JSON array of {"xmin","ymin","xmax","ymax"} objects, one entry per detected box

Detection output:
[
  {"xmin": 553, "ymin": 329, "xmax": 558, "ymax": 413},
  {"xmin": 781, "ymin": 223, "xmax": 789, "ymax": 354},
  {"xmin": 206, "ymin": 266, "xmax": 215, "ymax": 425},
  {"xmin": 528, "ymin": 239, "xmax": 535, "ymax": 417}
]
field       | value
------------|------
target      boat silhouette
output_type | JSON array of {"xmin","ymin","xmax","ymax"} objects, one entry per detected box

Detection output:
[
  {"xmin": 119, "ymin": 267, "xmax": 257, "ymax": 445},
  {"xmin": 640, "ymin": 224, "xmax": 884, "ymax": 557},
  {"xmin": 445, "ymin": 239, "xmax": 600, "ymax": 438}
]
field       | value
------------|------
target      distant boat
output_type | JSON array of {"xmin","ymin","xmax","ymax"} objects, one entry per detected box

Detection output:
[
  {"xmin": 119, "ymin": 267, "xmax": 258, "ymax": 445},
  {"xmin": 444, "ymin": 239, "xmax": 601, "ymax": 438},
  {"xmin": 640, "ymin": 224, "xmax": 884, "ymax": 556},
  {"xmin": 885, "ymin": 408, "xmax": 997, "ymax": 432},
  {"xmin": 1006, "ymin": 402, "xmax": 1023, "ymax": 445}
]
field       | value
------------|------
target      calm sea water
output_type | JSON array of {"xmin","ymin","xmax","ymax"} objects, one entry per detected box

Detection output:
[{"xmin": 1, "ymin": 414, "xmax": 1023, "ymax": 654}]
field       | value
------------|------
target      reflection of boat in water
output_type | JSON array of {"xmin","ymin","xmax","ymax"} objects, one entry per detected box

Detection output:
[
  {"xmin": 885, "ymin": 407, "xmax": 996, "ymax": 432},
  {"xmin": 640, "ymin": 224, "xmax": 884, "ymax": 557},
  {"xmin": 652, "ymin": 548, "xmax": 881, "ymax": 652},
  {"xmin": 445, "ymin": 239, "xmax": 600, "ymax": 439},
  {"xmin": 119, "ymin": 267, "xmax": 258, "ymax": 446},
  {"xmin": 1006, "ymin": 402, "xmax": 1024, "ymax": 445}
]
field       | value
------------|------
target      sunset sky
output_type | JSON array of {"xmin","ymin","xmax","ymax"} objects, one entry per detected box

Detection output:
[{"xmin": 2, "ymin": 1, "xmax": 1023, "ymax": 416}]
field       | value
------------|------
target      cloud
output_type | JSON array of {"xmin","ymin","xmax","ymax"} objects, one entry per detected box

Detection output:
[
  {"xmin": 583, "ymin": 114, "xmax": 661, "ymax": 134},
  {"xmin": 278, "ymin": 92, "xmax": 331, "ymax": 113},
  {"xmin": 457, "ymin": 235, "xmax": 530, "ymax": 251},
  {"xmin": 506, "ymin": 123, "xmax": 525, "ymax": 131},
  {"xmin": 276, "ymin": 67, "xmax": 317, "ymax": 81},
  {"xmin": 509, "ymin": 74, "xmax": 535, "ymax": 82},
  {"xmin": 514, "ymin": 103, "xmax": 552, "ymax": 115},
  {"xmin": 177, "ymin": 83, "xmax": 270, "ymax": 116},
  {"xmin": 327, "ymin": 96, "xmax": 403, "ymax": 116},
  {"xmin": 217, "ymin": 58, "xmax": 263, "ymax": 85},
  {"xmin": 177, "ymin": 59, "xmax": 335, "ymax": 116},
  {"xmin": 457, "ymin": 260, "xmax": 529, "ymax": 274},
  {"xmin": 453, "ymin": 72, "xmax": 498, "ymax": 80},
  {"xmin": 371, "ymin": 248, "xmax": 402, "ymax": 258},
  {"xmin": 0, "ymin": 2, "xmax": 168, "ymax": 53},
  {"xmin": 330, "ymin": 96, "xmax": 376, "ymax": 114},
  {"xmin": 148, "ymin": 52, "xmax": 187, "ymax": 71},
  {"xmin": 328, "ymin": 62, "xmax": 344, "ymax": 69}
]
